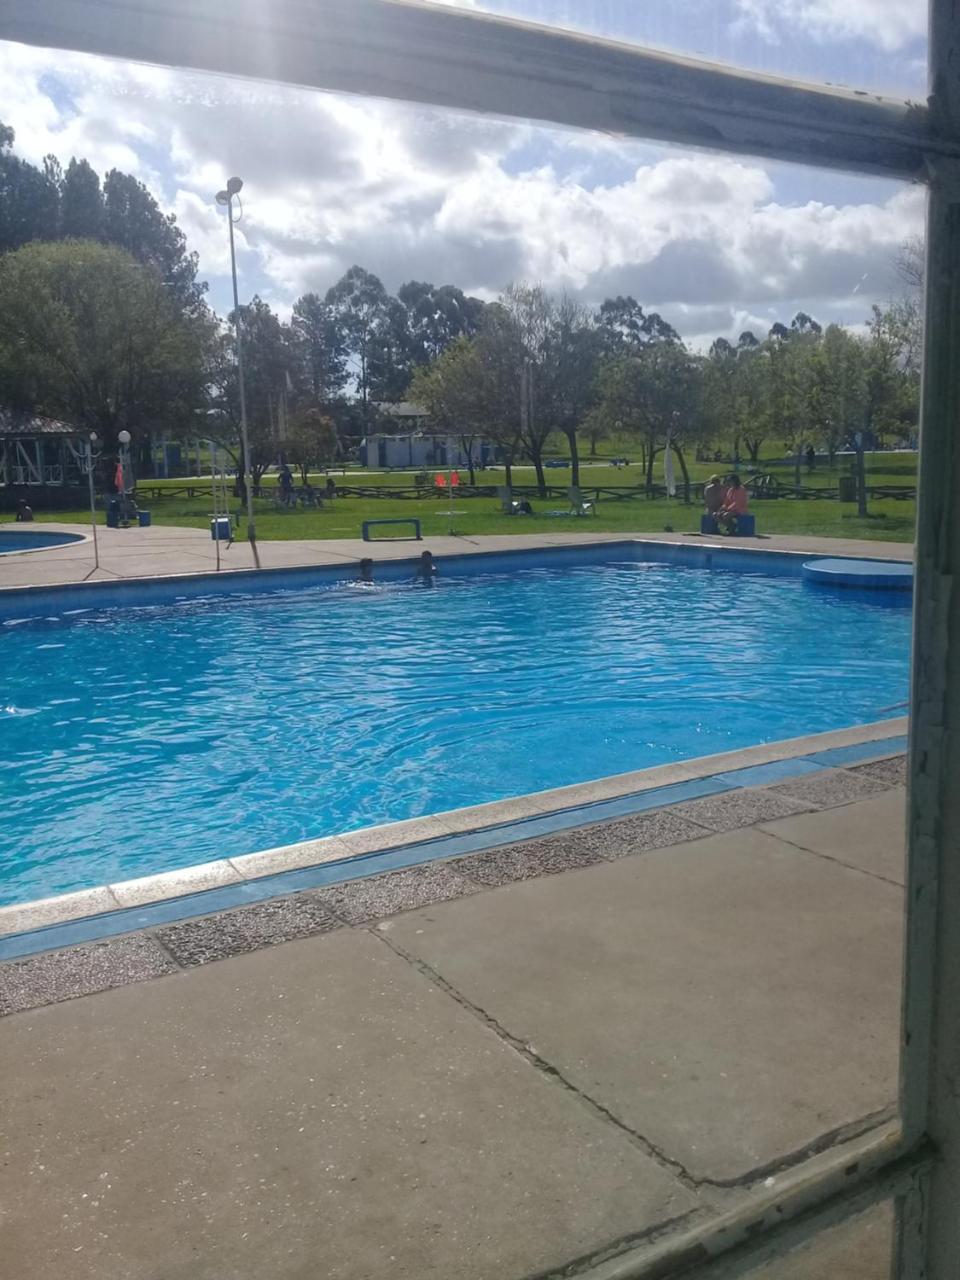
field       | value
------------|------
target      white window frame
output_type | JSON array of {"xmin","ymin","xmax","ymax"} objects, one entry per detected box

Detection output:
[
  {"xmin": 14, "ymin": 439, "xmax": 42, "ymax": 485},
  {"xmin": 3, "ymin": 2, "xmax": 958, "ymax": 1274}
]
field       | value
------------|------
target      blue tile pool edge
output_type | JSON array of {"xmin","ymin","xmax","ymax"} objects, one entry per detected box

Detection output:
[{"xmin": 0, "ymin": 731, "xmax": 908, "ymax": 962}]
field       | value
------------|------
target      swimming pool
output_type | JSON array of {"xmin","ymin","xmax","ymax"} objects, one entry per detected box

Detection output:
[
  {"xmin": 0, "ymin": 530, "xmax": 84, "ymax": 554},
  {"xmin": 0, "ymin": 544, "xmax": 911, "ymax": 905}
]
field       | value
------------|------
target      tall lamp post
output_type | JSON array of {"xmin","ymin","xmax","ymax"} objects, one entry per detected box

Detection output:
[
  {"xmin": 80, "ymin": 431, "xmax": 102, "ymax": 571},
  {"xmin": 117, "ymin": 428, "xmax": 133, "ymax": 527},
  {"xmin": 215, "ymin": 176, "xmax": 259, "ymax": 568}
]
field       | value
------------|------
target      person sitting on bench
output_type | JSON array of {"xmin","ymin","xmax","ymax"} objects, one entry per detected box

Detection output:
[
  {"xmin": 703, "ymin": 474, "xmax": 725, "ymax": 518},
  {"xmin": 715, "ymin": 474, "xmax": 749, "ymax": 534}
]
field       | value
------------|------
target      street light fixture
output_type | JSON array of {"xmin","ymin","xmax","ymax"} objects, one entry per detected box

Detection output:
[
  {"xmin": 215, "ymin": 175, "xmax": 259, "ymax": 567},
  {"xmin": 79, "ymin": 431, "xmax": 102, "ymax": 572},
  {"xmin": 117, "ymin": 429, "xmax": 133, "ymax": 527}
]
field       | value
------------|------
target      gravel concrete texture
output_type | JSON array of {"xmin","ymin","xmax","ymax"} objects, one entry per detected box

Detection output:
[
  {"xmin": 313, "ymin": 862, "xmax": 478, "ymax": 923},
  {"xmin": 758, "ymin": 789, "xmax": 907, "ymax": 886},
  {"xmin": 850, "ymin": 756, "xmax": 908, "ymax": 788},
  {"xmin": 387, "ymin": 826, "xmax": 903, "ymax": 1184},
  {"xmin": 0, "ymin": 929, "xmax": 698, "ymax": 1280},
  {"xmin": 550, "ymin": 809, "xmax": 713, "ymax": 860},
  {"xmin": 749, "ymin": 1204, "xmax": 892, "ymax": 1279},
  {"xmin": 452, "ymin": 837, "xmax": 605, "ymax": 886},
  {"xmin": 0, "ymin": 934, "xmax": 176, "ymax": 1016},
  {"xmin": 156, "ymin": 893, "xmax": 342, "ymax": 966},
  {"xmin": 669, "ymin": 788, "xmax": 812, "ymax": 833},
  {"xmin": 768, "ymin": 768, "xmax": 891, "ymax": 809}
]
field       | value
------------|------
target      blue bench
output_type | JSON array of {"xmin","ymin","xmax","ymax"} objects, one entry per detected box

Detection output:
[
  {"xmin": 701, "ymin": 513, "xmax": 756, "ymax": 537},
  {"xmin": 362, "ymin": 518, "xmax": 422, "ymax": 542}
]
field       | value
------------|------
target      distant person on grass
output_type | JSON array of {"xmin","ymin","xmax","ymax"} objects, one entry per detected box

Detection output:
[
  {"xmin": 716, "ymin": 474, "xmax": 749, "ymax": 534},
  {"xmin": 15, "ymin": 499, "xmax": 34, "ymax": 522},
  {"xmin": 703, "ymin": 475, "xmax": 725, "ymax": 517}
]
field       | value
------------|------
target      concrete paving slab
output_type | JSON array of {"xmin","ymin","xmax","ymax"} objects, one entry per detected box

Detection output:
[
  {"xmin": 749, "ymin": 1204, "xmax": 892, "ymax": 1279},
  {"xmin": 669, "ymin": 789, "xmax": 812, "ymax": 833},
  {"xmin": 0, "ymin": 934, "xmax": 175, "ymax": 1015},
  {"xmin": 336, "ymin": 815, "xmax": 453, "ymax": 856},
  {"xmin": 387, "ymin": 827, "xmax": 902, "ymax": 1184},
  {"xmin": 110, "ymin": 858, "xmax": 243, "ymax": 907},
  {"xmin": 768, "ymin": 768, "xmax": 891, "ymax": 809},
  {"xmin": 462, "ymin": 810, "xmax": 714, "ymax": 872},
  {"xmin": 0, "ymin": 930, "xmax": 698, "ymax": 1280},
  {"xmin": 759, "ymin": 790, "xmax": 907, "ymax": 886},
  {"xmin": 0, "ymin": 885, "xmax": 121, "ymax": 938},
  {"xmin": 452, "ymin": 836, "xmax": 606, "ymax": 886},
  {"xmin": 229, "ymin": 833, "xmax": 354, "ymax": 879},
  {"xmin": 850, "ymin": 755, "xmax": 908, "ymax": 788},
  {"xmin": 313, "ymin": 862, "xmax": 478, "ymax": 923},
  {"xmin": 155, "ymin": 893, "xmax": 342, "ymax": 966},
  {"xmin": 571, "ymin": 809, "xmax": 714, "ymax": 859}
]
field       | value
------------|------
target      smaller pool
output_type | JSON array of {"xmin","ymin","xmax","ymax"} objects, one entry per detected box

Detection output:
[{"xmin": 0, "ymin": 530, "xmax": 84, "ymax": 554}]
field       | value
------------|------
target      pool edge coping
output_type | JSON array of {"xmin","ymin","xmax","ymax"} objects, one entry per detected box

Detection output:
[
  {"xmin": 0, "ymin": 530, "xmax": 913, "ymax": 605},
  {"xmin": 0, "ymin": 716, "xmax": 908, "ymax": 954}
]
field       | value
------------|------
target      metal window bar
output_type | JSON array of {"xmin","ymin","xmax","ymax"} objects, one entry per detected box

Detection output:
[{"xmin": 2, "ymin": 1, "xmax": 958, "ymax": 1276}]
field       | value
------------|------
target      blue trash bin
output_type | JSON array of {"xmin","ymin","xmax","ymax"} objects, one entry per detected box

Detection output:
[
  {"xmin": 138, "ymin": 510, "xmax": 152, "ymax": 527},
  {"xmin": 210, "ymin": 516, "xmax": 232, "ymax": 541}
]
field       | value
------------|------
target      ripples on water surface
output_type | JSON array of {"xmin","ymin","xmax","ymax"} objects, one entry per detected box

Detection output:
[{"xmin": 0, "ymin": 560, "xmax": 911, "ymax": 903}]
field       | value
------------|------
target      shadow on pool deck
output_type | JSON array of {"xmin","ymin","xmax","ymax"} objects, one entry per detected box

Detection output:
[{"xmin": 0, "ymin": 768, "xmax": 906, "ymax": 1280}]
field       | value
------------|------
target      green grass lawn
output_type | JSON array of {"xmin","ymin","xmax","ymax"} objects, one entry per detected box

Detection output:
[
  {"xmin": 15, "ymin": 489, "xmax": 916, "ymax": 543},
  {"xmin": 4, "ymin": 450, "xmax": 917, "ymax": 544}
]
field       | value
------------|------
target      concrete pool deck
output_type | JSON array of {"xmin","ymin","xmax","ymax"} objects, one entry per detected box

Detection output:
[
  {"xmin": 0, "ymin": 526, "xmax": 911, "ymax": 1276},
  {"xmin": 0, "ymin": 750, "xmax": 907, "ymax": 1279},
  {"xmin": 0, "ymin": 521, "xmax": 913, "ymax": 589}
]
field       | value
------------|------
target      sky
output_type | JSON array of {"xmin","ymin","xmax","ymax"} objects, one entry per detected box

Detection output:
[{"xmin": 0, "ymin": 0, "xmax": 927, "ymax": 349}]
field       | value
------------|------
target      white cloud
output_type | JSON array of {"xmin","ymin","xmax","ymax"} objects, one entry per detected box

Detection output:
[
  {"xmin": 0, "ymin": 36, "xmax": 923, "ymax": 344},
  {"xmin": 735, "ymin": 0, "xmax": 925, "ymax": 52}
]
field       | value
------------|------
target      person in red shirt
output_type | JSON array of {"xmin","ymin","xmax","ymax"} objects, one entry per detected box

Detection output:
[{"xmin": 716, "ymin": 474, "xmax": 749, "ymax": 533}]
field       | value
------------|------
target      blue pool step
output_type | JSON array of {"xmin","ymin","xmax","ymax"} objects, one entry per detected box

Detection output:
[{"xmin": 802, "ymin": 558, "xmax": 913, "ymax": 590}]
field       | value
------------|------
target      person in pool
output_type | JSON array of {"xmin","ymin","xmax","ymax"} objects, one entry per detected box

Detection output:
[
  {"xmin": 715, "ymin": 473, "xmax": 749, "ymax": 533},
  {"xmin": 416, "ymin": 550, "xmax": 438, "ymax": 582},
  {"xmin": 357, "ymin": 557, "xmax": 374, "ymax": 584}
]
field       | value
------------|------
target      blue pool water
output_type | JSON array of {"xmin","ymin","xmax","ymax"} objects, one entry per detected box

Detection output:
[
  {"xmin": 0, "ymin": 530, "xmax": 83, "ymax": 554},
  {"xmin": 0, "ymin": 551, "xmax": 911, "ymax": 904}
]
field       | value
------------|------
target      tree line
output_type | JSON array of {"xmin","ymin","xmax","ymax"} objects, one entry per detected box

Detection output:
[
  {"xmin": 411, "ymin": 291, "xmax": 921, "ymax": 494},
  {"xmin": 0, "ymin": 122, "xmax": 921, "ymax": 491}
]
